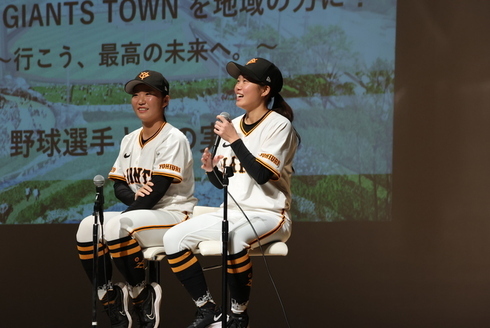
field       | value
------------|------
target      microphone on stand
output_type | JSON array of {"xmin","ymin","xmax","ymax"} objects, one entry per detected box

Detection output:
[
  {"xmin": 212, "ymin": 112, "xmax": 231, "ymax": 158},
  {"xmin": 91, "ymin": 174, "xmax": 106, "ymax": 327},
  {"xmin": 212, "ymin": 111, "xmax": 232, "ymax": 328},
  {"xmin": 93, "ymin": 174, "xmax": 105, "ymax": 192},
  {"xmin": 93, "ymin": 175, "xmax": 105, "ymax": 224}
]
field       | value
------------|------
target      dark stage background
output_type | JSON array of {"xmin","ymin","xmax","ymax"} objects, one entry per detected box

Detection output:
[{"xmin": 2, "ymin": 0, "xmax": 490, "ymax": 327}]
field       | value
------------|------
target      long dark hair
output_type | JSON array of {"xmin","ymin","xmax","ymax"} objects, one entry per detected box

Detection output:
[
  {"xmin": 269, "ymin": 93, "xmax": 294, "ymax": 122},
  {"xmin": 255, "ymin": 80, "xmax": 294, "ymax": 122},
  {"xmin": 263, "ymin": 87, "xmax": 301, "ymax": 145}
]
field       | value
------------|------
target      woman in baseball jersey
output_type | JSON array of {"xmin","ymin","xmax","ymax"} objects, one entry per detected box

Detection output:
[
  {"xmin": 164, "ymin": 58, "xmax": 299, "ymax": 328},
  {"xmin": 76, "ymin": 70, "xmax": 197, "ymax": 328}
]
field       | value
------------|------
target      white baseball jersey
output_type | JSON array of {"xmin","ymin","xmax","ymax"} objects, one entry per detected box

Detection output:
[
  {"xmin": 215, "ymin": 110, "xmax": 297, "ymax": 216},
  {"xmin": 109, "ymin": 122, "xmax": 197, "ymax": 213}
]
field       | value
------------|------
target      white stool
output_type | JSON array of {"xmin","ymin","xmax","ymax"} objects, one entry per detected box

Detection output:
[{"xmin": 144, "ymin": 206, "xmax": 288, "ymax": 283}]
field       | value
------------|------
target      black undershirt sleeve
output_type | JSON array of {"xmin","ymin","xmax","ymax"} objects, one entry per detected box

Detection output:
[
  {"xmin": 113, "ymin": 180, "xmax": 135, "ymax": 206},
  {"xmin": 121, "ymin": 175, "xmax": 173, "ymax": 212},
  {"xmin": 206, "ymin": 167, "xmax": 224, "ymax": 189},
  {"xmin": 231, "ymin": 139, "xmax": 274, "ymax": 185}
]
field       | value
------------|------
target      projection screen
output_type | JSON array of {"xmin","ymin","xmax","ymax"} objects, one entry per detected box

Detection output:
[{"xmin": 0, "ymin": 0, "xmax": 396, "ymax": 224}]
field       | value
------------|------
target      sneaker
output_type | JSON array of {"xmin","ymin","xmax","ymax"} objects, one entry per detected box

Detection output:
[
  {"xmin": 227, "ymin": 311, "xmax": 249, "ymax": 328},
  {"xmin": 187, "ymin": 303, "xmax": 223, "ymax": 328},
  {"xmin": 132, "ymin": 282, "xmax": 162, "ymax": 328},
  {"xmin": 102, "ymin": 282, "xmax": 132, "ymax": 328}
]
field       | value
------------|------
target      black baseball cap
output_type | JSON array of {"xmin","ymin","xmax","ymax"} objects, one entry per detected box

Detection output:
[
  {"xmin": 124, "ymin": 70, "xmax": 169, "ymax": 95},
  {"xmin": 226, "ymin": 58, "xmax": 283, "ymax": 95}
]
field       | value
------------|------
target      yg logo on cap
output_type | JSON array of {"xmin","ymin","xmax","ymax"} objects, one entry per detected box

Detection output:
[
  {"xmin": 246, "ymin": 58, "xmax": 258, "ymax": 65},
  {"xmin": 138, "ymin": 71, "xmax": 150, "ymax": 80}
]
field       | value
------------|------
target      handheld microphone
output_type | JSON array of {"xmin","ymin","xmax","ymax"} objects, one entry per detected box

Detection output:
[{"xmin": 212, "ymin": 112, "xmax": 231, "ymax": 158}]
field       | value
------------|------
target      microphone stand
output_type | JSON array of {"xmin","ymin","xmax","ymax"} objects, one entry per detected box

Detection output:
[
  {"xmin": 221, "ymin": 166, "xmax": 233, "ymax": 327},
  {"xmin": 91, "ymin": 186, "xmax": 104, "ymax": 327}
]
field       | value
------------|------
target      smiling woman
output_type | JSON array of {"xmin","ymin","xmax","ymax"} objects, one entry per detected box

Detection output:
[
  {"xmin": 163, "ymin": 58, "xmax": 300, "ymax": 328},
  {"xmin": 75, "ymin": 69, "xmax": 197, "ymax": 328},
  {"xmin": 131, "ymin": 84, "xmax": 169, "ymax": 130}
]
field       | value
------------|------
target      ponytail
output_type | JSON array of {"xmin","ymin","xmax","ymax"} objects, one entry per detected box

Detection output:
[
  {"xmin": 271, "ymin": 93, "xmax": 294, "ymax": 122},
  {"xmin": 268, "ymin": 93, "xmax": 301, "ymax": 145}
]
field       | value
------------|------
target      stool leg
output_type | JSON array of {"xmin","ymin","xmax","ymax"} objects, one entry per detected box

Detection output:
[{"xmin": 147, "ymin": 260, "xmax": 160, "ymax": 284}]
